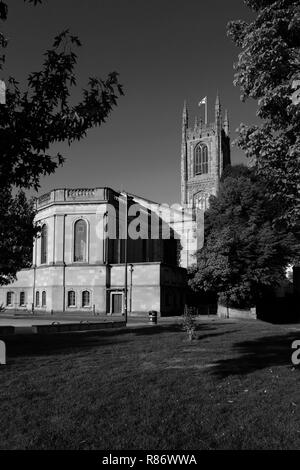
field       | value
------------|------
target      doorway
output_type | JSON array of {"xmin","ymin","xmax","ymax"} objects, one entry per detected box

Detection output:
[{"xmin": 111, "ymin": 292, "xmax": 123, "ymax": 314}]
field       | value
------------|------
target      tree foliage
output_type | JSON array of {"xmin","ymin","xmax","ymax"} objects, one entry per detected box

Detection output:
[
  {"xmin": 0, "ymin": 4, "xmax": 123, "ymax": 190},
  {"xmin": 227, "ymin": 0, "xmax": 300, "ymax": 228},
  {"xmin": 0, "ymin": 189, "xmax": 37, "ymax": 286},
  {"xmin": 189, "ymin": 166, "xmax": 299, "ymax": 308},
  {"xmin": 0, "ymin": 1, "xmax": 123, "ymax": 284}
]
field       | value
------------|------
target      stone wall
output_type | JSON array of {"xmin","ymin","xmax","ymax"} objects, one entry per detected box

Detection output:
[
  {"xmin": 34, "ymin": 202, "xmax": 108, "ymax": 267},
  {"xmin": 0, "ymin": 187, "xmax": 188, "ymax": 316},
  {"xmin": 0, "ymin": 269, "xmax": 34, "ymax": 312},
  {"xmin": 217, "ymin": 304, "xmax": 257, "ymax": 320},
  {"xmin": 0, "ymin": 262, "xmax": 187, "ymax": 316}
]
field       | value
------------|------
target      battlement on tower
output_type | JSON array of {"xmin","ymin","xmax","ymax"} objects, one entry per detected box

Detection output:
[{"xmin": 186, "ymin": 121, "xmax": 217, "ymax": 141}]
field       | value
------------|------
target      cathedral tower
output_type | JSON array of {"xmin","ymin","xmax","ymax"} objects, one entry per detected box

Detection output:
[{"xmin": 180, "ymin": 93, "xmax": 231, "ymax": 209}]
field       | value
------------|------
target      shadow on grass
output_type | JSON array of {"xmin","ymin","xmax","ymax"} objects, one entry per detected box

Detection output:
[
  {"xmin": 127, "ymin": 324, "xmax": 182, "ymax": 335},
  {"xmin": 2, "ymin": 321, "xmax": 234, "ymax": 359},
  {"xmin": 210, "ymin": 332, "xmax": 300, "ymax": 377},
  {"xmin": 2, "ymin": 323, "xmax": 186, "ymax": 358},
  {"xmin": 3, "ymin": 331, "xmax": 130, "ymax": 358},
  {"xmin": 129, "ymin": 322, "xmax": 232, "ymax": 337},
  {"xmin": 197, "ymin": 329, "xmax": 240, "ymax": 341}
]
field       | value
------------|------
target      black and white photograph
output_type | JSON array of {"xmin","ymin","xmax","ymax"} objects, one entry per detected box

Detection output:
[{"xmin": 0, "ymin": 0, "xmax": 299, "ymax": 458}]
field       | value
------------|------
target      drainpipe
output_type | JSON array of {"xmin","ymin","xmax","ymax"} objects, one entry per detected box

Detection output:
[
  {"xmin": 32, "ymin": 235, "xmax": 37, "ymax": 314},
  {"xmin": 129, "ymin": 264, "xmax": 134, "ymax": 313},
  {"xmin": 62, "ymin": 214, "xmax": 66, "ymax": 313},
  {"xmin": 103, "ymin": 211, "xmax": 109, "ymax": 314}
]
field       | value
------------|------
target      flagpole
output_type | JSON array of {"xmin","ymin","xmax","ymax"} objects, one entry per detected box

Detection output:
[{"xmin": 198, "ymin": 97, "xmax": 208, "ymax": 125}]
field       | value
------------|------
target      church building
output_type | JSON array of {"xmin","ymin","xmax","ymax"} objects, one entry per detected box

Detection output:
[
  {"xmin": 0, "ymin": 188, "xmax": 187, "ymax": 316},
  {"xmin": 0, "ymin": 94, "xmax": 230, "ymax": 316}
]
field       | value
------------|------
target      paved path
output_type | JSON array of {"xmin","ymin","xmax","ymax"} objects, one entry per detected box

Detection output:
[
  {"xmin": 0, "ymin": 313, "xmax": 182, "ymax": 328},
  {"xmin": 1, "ymin": 313, "xmax": 299, "ymax": 337},
  {"xmin": 0, "ymin": 317, "xmax": 122, "ymax": 327}
]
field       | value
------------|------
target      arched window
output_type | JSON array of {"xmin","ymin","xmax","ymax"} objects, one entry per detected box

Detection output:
[
  {"xmin": 82, "ymin": 290, "xmax": 90, "ymax": 307},
  {"xmin": 68, "ymin": 290, "xmax": 76, "ymax": 307},
  {"xmin": 6, "ymin": 292, "xmax": 14, "ymax": 306},
  {"xmin": 202, "ymin": 145, "xmax": 208, "ymax": 173},
  {"xmin": 74, "ymin": 219, "xmax": 87, "ymax": 262},
  {"xmin": 41, "ymin": 224, "xmax": 48, "ymax": 264},
  {"xmin": 42, "ymin": 291, "xmax": 46, "ymax": 307},
  {"xmin": 36, "ymin": 291, "xmax": 40, "ymax": 307},
  {"xmin": 194, "ymin": 144, "xmax": 209, "ymax": 175},
  {"xmin": 20, "ymin": 291, "xmax": 25, "ymax": 306}
]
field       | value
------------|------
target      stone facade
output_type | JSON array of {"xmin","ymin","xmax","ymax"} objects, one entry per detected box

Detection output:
[
  {"xmin": 181, "ymin": 94, "xmax": 231, "ymax": 209},
  {"xmin": 0, "ymin": 95, "xmax": 232, "ymax": 315},
  {"xmin": 217, "ymin": 304, "xmax": 257, "ymax": 320},
  {"xmin": 0, "ymin": 188, "xmax": 187, "ymax": 316}
]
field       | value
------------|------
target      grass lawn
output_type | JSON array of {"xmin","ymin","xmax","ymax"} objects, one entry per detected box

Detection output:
[{"xmin": 0, "ymin": 317, "xmax": 299, "ymax": 450}]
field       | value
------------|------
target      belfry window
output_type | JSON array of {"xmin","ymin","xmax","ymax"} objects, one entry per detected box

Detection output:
[
  {"xmin": 41, "ymin": 224, "xmax": 48, "ymax": 264},
  {"xmin": 194, "ymin": 144, "xmax": 209, "ymax": 175},
  {"xmin": 74, "ymin": 219, "xmax": 87, "ymax": 262}
]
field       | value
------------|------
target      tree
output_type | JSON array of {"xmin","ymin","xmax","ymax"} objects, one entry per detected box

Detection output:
[
  {"xmin": 0, "ymin": 189, "xmax": 37, "ymax": 286},
  {"xmin": 189, "ymin": 166, "xmax": 299, "ymax": 308},
  {"xmin": 227, "ymin": 0, "xmax": 300, "ymax": 228},
  {"xmin": 0, "ymin": 2, "xmax": 123, "ymax": 190},
  {"xmin": 0, "ymin": 1, "xmax": 123, "ymax": 284}
]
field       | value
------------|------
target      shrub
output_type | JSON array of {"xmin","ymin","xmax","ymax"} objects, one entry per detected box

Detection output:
[{"xmin": 182, "ymin": 306, "xmax": 197, "ymax": 341}]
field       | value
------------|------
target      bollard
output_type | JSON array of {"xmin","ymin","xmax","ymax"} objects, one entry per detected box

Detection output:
[
  {"xmin": 148, "ymin": 310, "xmax": 158, "ymax": 325},
  {"xmin": 0, "ymin": 340, "xmax": 6, "ymax": 365}
]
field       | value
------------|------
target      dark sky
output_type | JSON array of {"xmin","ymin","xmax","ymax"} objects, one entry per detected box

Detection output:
[{"xmin": 4, "ymin": 0, "xmax": 257, "ymax": 204}]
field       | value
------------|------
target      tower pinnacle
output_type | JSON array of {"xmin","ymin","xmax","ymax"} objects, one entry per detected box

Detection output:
[
  {"xmin": 224, "ymin": 109, "xmax": 229, "ymax": 136},
  {"xmin": 182, "ymin": 100, "xmax": 188, "ymax": 126},
  {"xmin": 215, "ymin": 91, "xmax": 221, "ymax": 115},
  {"xmin": 194, "ymin": 115, "xmax": 198, "ymax": 130}
]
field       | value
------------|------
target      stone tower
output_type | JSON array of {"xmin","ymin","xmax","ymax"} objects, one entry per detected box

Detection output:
[{"xmin": 181, "ymin": 93, "xmax": 231, "ymax": 209}]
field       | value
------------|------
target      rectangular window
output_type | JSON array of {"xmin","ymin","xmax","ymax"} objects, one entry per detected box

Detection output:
[
  {"xmin": 68, "ymin": 291, "xmax": 76, "ymax": 307},
  {"xmin": 20, "ymin": 292, "xmax": 25, "ymax": 306},
  {"xmin": 6, "ymin": 292, "xmax": 13, "ymax": 306},
  {"xmin": 41, "ymin": 225, "xmax": 48, "ymax": 264},
  {"xmin": 42, "ymin": 291, "xmax": 46, "ymax": 307},
  {"xmin": 82, "ymin": 291, "xmax": 90, "ymax": 307},
  {"xmin": 74, "ymin": 220, "xmax": 87, "ymax": 262}
]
